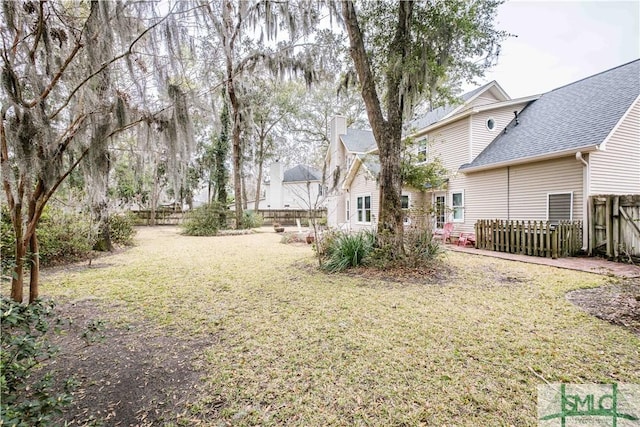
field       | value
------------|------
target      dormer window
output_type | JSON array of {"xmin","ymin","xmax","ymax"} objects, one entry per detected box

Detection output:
[{"xmin": 486, "ymin": 118, "xmax": 496, "ymax": 130}]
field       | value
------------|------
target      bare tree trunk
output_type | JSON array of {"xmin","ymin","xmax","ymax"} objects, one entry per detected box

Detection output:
[
  {"xmin": 342, "ymin": 0, "xmax": 411, "ymax": 258},
  {"xmin": 254, "ymin": 159, "xmax": 263, "ymax": 211},
  {"xmin": 29, "ymin": 233, "xmax": 39, "ymax": 303},
  {"xmin": 229, "ymin": 92, "xmax": 243, "ymax": 227},
  {"xmin": 149, "ymin": 156, "xmax": 158, "ymax": 226},
  {"xmin": 11, "ymin": 237, "xmax": 25, "ymax": 303},
  {"xmin": 241, "ymin": 171, "xmax": 248, "ymax": 210}
]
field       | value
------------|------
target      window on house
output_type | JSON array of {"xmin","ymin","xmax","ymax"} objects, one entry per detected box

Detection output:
[
  {"xmin": 401, "ymin": 195, "xmax": 409, "ymax": 209},
  {"xmin": 451, "ymin": 191, "xmax": 464, "ymax": 222},
  {"xmin": 486, "ymin": 118, "xmax": 496, "ymax": 130},
  {"xmin": 417, "ymin": 138, "xmax": 428, "ymax": 163},
  {"xmin": 357, "ymin": 195, "xmax": 371, "ymax": 223},
  {"xmin": 346, "ymin": 200, "xmax": 350, "ymax": 221},
  {"xmin": 548, "ymin": 193, "xmax": 573, "ymax": 222},
  {"xmin": 435, "ymin": 195, "xmax": 445, "ymax": 229},
  {"xmin": 318, "ymin": 184, "xmax": 323, "ymax": 196}
]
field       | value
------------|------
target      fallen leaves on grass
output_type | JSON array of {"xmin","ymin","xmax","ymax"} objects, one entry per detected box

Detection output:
[{"xmin": 16, "ymin": 226, "xmax": 640, "ymax": 426}]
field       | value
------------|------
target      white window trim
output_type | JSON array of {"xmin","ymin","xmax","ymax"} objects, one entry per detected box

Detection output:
[
  {"xmin": 486, "ymin": 117, "xmax": 496, "ymax": 131},
  {"xmin": 356, "ymin": 194, "xmax": 372, "ymax": 224},
  {"xmin": 450, "ymin": 190, "xmax": 465, "ymax": 223},
  {"xmin": 417, "ymin": 137, "xmax": 428, "ymax": 164},
  {"xmin": 546, "ymin": 191, "xmax": 574, "ymax": 221},
  {"xmin": 346, "ymin": 199, "xmax": 350, "ymax": 222},
  {"xmin": 401, "ymin": 193, "xmax": 410, "ymax": 210}
]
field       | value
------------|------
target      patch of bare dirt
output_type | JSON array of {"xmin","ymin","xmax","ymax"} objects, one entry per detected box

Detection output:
[
  {"xmin": 566, "ymin": 278, "xmax": 640, "ymax": 336},
  {"xmin": 47, "ymin": 299, "xmax": 209, "ymax": 426}
]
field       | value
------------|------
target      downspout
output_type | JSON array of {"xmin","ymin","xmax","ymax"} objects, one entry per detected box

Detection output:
[
  {"xmin": 575, "ymin": 151, "xmax": 589, "ymax": 250},
  {"xmin": 507, "ymin": 166, "xmax": 510, "ymax": 220}
]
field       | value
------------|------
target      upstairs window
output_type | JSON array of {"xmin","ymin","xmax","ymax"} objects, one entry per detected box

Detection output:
[
  {"xmin": 417, "ymin": 138, "xmax": 428, "ymax": 163},
  {"xmin": 401, "ymin": 195, "xmax": 410, "ymax": 209}
]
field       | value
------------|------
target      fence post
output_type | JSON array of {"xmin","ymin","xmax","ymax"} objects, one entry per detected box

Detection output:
[{"xmin": 552, "ymin": 224, "xmax": 558, "ymax": 259}]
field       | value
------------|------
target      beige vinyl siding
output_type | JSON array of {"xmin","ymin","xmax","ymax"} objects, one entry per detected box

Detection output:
[
  {"xmin": 589, "ymin": 99, "xmax": 640, "ymax": 195},
  {"xmin": 428, "ymin": 119, "xmax": 469, "ymax": 172},
  {"xmin": 348, "ymin": 165, "xmax": 379, "ymax": 231},
  {"xmin": 463, "ymin": 169, "xmax": 508, "ymax": 232},
  {"xmin": 468, "ymin": 92, "xmax": 501, "ymax": 108},
  {"xmin": 508, "ymin": 157, "xmax": 583, "ymax": 221},
  {"xmin": 470, "ymin": 103, "xmax": 529, "ymax": 160}
]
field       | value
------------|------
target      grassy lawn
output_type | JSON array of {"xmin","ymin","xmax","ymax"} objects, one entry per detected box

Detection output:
[{"xmin": 38, "ymin": 226, "xmax": 639, "ymax": 426}]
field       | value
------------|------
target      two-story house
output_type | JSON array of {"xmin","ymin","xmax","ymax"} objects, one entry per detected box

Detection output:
[{"xmin": 326, "ymin": 59, "xmax": 640, "ymax": 244}]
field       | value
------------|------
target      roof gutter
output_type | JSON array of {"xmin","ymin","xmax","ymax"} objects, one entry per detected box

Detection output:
[{"xmin": 460, "ymin": 144, "xmax": 601, "ymax": 173}]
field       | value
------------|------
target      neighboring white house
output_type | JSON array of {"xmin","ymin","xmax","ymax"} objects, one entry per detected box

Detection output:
[
  {"xmin": 327, "ymin": 59, "xmax": 640, "ymax": 245},
  {"xmin": 259, "ymin": 162, "xmax": 325, "ymax": 210}
]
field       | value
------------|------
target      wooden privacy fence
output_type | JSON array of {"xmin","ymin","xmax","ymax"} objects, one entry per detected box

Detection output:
[
  {"xmin": 258, "ymin": 209, "xmax": 326, "ymax": 226},
  {"xmin": 132, "ymin": 208, "xmax": 184, "ymax": 225},
  {"xmin": 475, "ymin": 220, "xmax": 583, "ymax": 259},
  {"xmin": 589, "ymin": 195, "xmax": 640, "ymax": 262}
]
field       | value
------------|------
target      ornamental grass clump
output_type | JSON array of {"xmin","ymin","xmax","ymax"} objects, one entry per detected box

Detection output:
[
  {"xmin": 181, "ymin": 203, "xmax": 226, "ymax": 236},
  {"xmin": 322, "ymin": 230, "xmax": 376, "ymax": 273}
]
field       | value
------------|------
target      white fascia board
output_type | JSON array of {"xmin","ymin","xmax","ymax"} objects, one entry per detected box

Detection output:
[
  {"xmin": 598, "ymin": 94, "xmax": 640, "ymax": 152},
  {"xmin": 460, "ymin": 144, "xmax": 600, "ymax": 173},
  {"xmin": 408, "ymin": 94, "xmax": 541, "ymax": 140}
]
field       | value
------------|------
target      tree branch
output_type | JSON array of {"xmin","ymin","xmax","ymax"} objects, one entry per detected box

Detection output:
[
  {"xmin": 341, "ymin": 1, "xmax": 386, "ymax": 139},
  {"xmin": 49, "ymin": 3, "xmax": 179, "ymax": 120}
]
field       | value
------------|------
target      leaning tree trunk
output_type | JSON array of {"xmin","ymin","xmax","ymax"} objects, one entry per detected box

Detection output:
[
  {"xmin": 28, "ymin": 233, "xmax": 39, "ymax": 303},
  {"xmin": 11, "ymin": 230, "xmax": 25, "ymax": 303},
  {"xmin": 254, "ymin": 158, "xmax": 264, "ymax": 212},
  {"xmin": 342, "ymin": 0, "xmax": 410, "ymax": 258}
]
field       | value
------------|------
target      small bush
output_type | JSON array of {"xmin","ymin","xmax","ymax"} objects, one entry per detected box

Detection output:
[
  {"xmin": 108, "ymin": 213, "xmax": 137, "ymax": 246},
  {"xmin": 2, "ymin": 205, "xmax": 97, "ymax": 271},
  {"xmin": 182, "ymin": 203, "xmax": 225, "ymax": 236},
  {"xmin": 37, "ymin": 209, "xmax": 97, "ymax": 266},
  {"xmin": 241, "ymin": 210, "xmax": 263, "ymax": 229},
  {"xmin": 403, "ymin": 227, "xmax": 444, "ymax": 268},
  {"xmin": 322, "ymin": 230, "xmax": 376, "ymax": 273},
  {"xmin": 1, "ymin": 297, "xmax": 75, "ymax": 426}
]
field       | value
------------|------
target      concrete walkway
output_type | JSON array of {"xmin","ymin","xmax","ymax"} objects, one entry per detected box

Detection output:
[{"xmin": 447, "ymin": 244, "xmax": 640, "ymax": 278}]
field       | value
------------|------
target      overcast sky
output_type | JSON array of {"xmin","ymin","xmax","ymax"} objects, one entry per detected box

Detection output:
[{"xmin": 463, "ymin": 0, "xmax": 640, "ymax": 98}]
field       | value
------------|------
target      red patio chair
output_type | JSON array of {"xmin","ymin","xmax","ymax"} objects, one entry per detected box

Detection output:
[
  {"xmin": 457, "ymin": 232, "xmax": 476, "ymax": 247},
  {"xmin": 433, "ymin": 222, "xmax": 454, "ymax": 243}
]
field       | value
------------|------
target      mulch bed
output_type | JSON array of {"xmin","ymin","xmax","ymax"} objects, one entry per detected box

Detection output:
[
  {"xmin": 46, "ymin": 298, "xmax": 209, "ymax": 426},
  {"xmin": 566, "ymin": 277, "xmax": 640, "ymax": 336}
]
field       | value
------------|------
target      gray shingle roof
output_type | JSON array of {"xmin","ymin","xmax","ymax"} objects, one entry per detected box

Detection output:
[
  {"xmin": 340, "ymin": 128, "xmax": 376, "ymax": 153},
  {"xmin": 461, "ymin": 59, "xmax": 640, "ymax": 171},
  {"xmin": 408, "ymin": 82, "xmax": 496, "ymax": 130},
  {"xmin": 359, "ymin": 154, "xmax": 380, "ymax": 176},
  {"xmin": 283, "ymin": 164, "xmax": 322, "ymax": 182}
]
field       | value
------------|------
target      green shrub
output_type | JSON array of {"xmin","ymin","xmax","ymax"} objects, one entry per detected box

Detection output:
[
  {"xmin": 322, "ymin": 230, "xmax": 376, "ymax": 273},
  {"xmin": 403, "ymin": 227, "xmax": 444, "ymax": 268},
  {"xmin": 182, "ymin": 203, "xmax": 225, "ymax": 236},
  {"xmin": 37, "ymin": 209, "xmax": 96, "ymax": 266},
  {"xmin": 1, "ymin": 297, "xmax": 75, "ymax": 426},
  {"xmin": 108, "ymin": 213, "xmax": 136, "ymax": 246},
  {"xmin": 1, "ymin": 205, "xmax": 97, "ymax": 272},
  {"xmin": 241, "ymin": 210, "xmax": 263, "ymax": 229}
]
